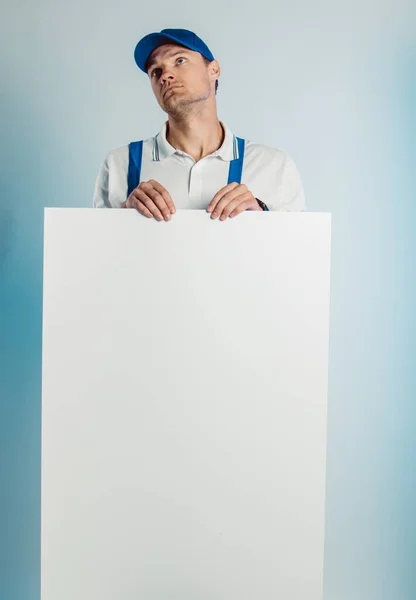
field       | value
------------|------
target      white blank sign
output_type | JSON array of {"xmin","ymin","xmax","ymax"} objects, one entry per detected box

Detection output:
[{"xmin": 41, "ymin": 209, "xmax": 331, "ymax": 600}]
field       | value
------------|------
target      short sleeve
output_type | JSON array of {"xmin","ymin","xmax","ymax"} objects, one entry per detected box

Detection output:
[
  {"xmin": 277, "ymin": 157, "xmax": 307, "ymax": 212},
  {"xmin": 93, "ymin": 158, "xmax": 111, "ymax": 208}
]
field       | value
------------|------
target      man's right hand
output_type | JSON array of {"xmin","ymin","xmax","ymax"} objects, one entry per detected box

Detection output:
[{"xmin": 122, "ymin": 180, "xmax": 176, "ymax": 221}]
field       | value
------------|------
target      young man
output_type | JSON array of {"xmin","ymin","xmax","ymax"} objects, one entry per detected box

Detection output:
[{"xmin": 93, "ymin": 28, "xmax": 306, "ymax": 221}]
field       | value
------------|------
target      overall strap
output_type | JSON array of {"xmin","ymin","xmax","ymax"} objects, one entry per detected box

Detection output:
[
  {"xmin": 127, "ymin": 141, "xmax": 143, "ymax": 197},
  {"xmin": 227, "ymin": 137, "xmax": 245, "ymax": 185},
  {"xmin": 227, "ymin": 137, "xmax": 269, "ymax": 210}
]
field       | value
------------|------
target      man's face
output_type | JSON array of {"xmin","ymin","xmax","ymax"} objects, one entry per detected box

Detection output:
[{"xmin": 146, "ymin": 44, "xmax": 218, "ymax": 114}]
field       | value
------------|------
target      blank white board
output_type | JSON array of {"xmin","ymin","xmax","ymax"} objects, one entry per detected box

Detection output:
[{"xmin": 41, "ymin": 208, "xmax": 331, "ymax": 600}]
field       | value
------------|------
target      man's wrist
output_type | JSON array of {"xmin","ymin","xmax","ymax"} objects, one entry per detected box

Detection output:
[{"xmin": 255, "ymin": 198, "xmax": 268, "ymax": 211}]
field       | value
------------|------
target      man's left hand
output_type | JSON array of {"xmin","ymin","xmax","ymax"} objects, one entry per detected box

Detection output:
[{"xmin": 207, "ymin": 183, "xmax": 262, "ymax": 220}]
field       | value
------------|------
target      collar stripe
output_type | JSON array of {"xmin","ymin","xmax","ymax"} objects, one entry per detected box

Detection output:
[
  {"xmin": 233, "ymin": 135, "xmax": 239, "ymax": 160},
  {"xmin": 153, "ymin": 135, "xmax": 160, "ymax": 162}
]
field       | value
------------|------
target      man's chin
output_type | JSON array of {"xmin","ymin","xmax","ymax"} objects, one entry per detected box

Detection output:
[
  {"xmin": 164, "ymin": 94, "xmax": 188, "ymax": 106},
  {"xmin": 162, "ymin": 97, "xmax": 192, "ymax": 112},
  {"xmin": 161, "ymin": 93, "xmax": 209, "ymax": 115}
]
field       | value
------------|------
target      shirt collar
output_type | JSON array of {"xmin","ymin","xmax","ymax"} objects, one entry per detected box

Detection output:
[{"xmin": 153, "ymin": 121, "xmax": 240, "ymax": 162}]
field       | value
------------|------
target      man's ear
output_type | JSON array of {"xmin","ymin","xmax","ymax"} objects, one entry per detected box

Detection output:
[{"xmin": 209, "ymin": 59, "xmax": 221, "ymax": 82}]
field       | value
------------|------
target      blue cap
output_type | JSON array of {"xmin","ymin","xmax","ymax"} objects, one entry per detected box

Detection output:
[{"xmin": 134, "ymin": 28, "xmax": 215, "ymax": 73}]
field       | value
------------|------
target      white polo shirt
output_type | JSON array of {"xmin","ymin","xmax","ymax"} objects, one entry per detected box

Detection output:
[{"xmin": 93, "ymin": 122, "xmax": 306, "ymax": 211}]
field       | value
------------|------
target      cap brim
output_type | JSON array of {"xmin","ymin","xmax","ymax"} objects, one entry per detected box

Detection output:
[{"xmin": 134, "ymin": 33, "xmax": 192, "ymax": 73}]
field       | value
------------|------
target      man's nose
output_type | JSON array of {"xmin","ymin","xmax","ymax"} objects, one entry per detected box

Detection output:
[{"xmin": 160, "ymin": 70, "xmax": 175, "ymax": 84}]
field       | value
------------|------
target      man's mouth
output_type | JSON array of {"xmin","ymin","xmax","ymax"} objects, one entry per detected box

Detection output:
[{"xmin": 163, "ymin": 85, "xmax": 182, "ymax": 98}]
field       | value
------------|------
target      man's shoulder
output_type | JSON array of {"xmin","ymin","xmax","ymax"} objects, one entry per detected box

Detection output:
[
  {"xmin": 243, "ymin": 139, "xmax": 292, "ymax": 167},
  {"xmin": 103, "ymin": 134, "xmax": 156, "ymax": 164},
  {"xmin": 105, "ymin": 144, "xmax": 129, "ymax": 160}
]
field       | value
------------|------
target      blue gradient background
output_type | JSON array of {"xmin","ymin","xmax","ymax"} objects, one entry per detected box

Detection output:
[{"xmin": 1, "ymin": 2, "xmax": 415, "ymax": 599}]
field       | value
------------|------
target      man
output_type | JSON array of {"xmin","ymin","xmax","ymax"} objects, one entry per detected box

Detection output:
[{"xmin": 93, "ymin": 28, "xmax": 306, "ymax": 220}]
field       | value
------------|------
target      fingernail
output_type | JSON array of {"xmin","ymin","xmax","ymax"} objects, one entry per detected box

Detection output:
[
  {"xmin": 165, "ymin": 214, "xmax": 171, "ymax": 221},
  {"xmin": 170, "ymin": 208, "xmax": 175, "ymax": 214},
  {"xmin": 211, "ymin": 212, "xmax": 217, "ymax": 219}
]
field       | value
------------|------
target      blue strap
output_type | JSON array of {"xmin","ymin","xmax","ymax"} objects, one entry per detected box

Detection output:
[
  {"xmin": 227, "ymin": 137, "xmax": 269, "ymax": 210},
  {"xmin": 227, "ymin": 137, "xmax": 245, "ymax": 185},
  {"xmin": 127, "ymin": 141, "xmax": 143, "ymax": 197}
]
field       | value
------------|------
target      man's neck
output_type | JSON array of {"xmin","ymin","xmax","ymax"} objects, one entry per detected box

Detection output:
[{"xmin": 166, "ymin": 112, "xmax": 224, "ymax": 162}]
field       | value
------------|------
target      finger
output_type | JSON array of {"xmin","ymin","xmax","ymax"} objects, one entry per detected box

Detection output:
[
  {"xmin": 229, "ymin": 197, "xmax": 255, "ymax": 218},
  {"xmin": 224, "ymin": 192, "xmax": 256, "ymax": 217},
  {"xmin": 218, "ymin": 193, "xmax": 253, "ymax": 220},
  {"xmin": 146, "ymin": 180, "xmax": 176, "ymax": 215},
  {"xmin": 211, "ymin": 187, "xmax": 249, "ymax": 219},
  {"xmin": 133, "ymin": 188, "xmax": 166, "ymax": 221},
  {"xmin": 136, "ymin": 185, "xmax": 170, "ymax": 221},
  {"xmin": 207, "ymin": 182, "xmax": 239, "ymax": 213},
  {"xmin": 124, "ymin": 192, "xmax": 149, "ymax": 215},
  {"xmin": 139, "ymin": 181, "xmax": 174, "ymax": 220},
  {"xmin": 128, "ymin": 192, "xmax": 154, "ymax": 218}
]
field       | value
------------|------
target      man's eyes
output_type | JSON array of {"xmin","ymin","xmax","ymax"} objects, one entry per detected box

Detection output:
[{"xmin": 151, "ymin": 58, "xmax": 187, "ymax": 77}]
